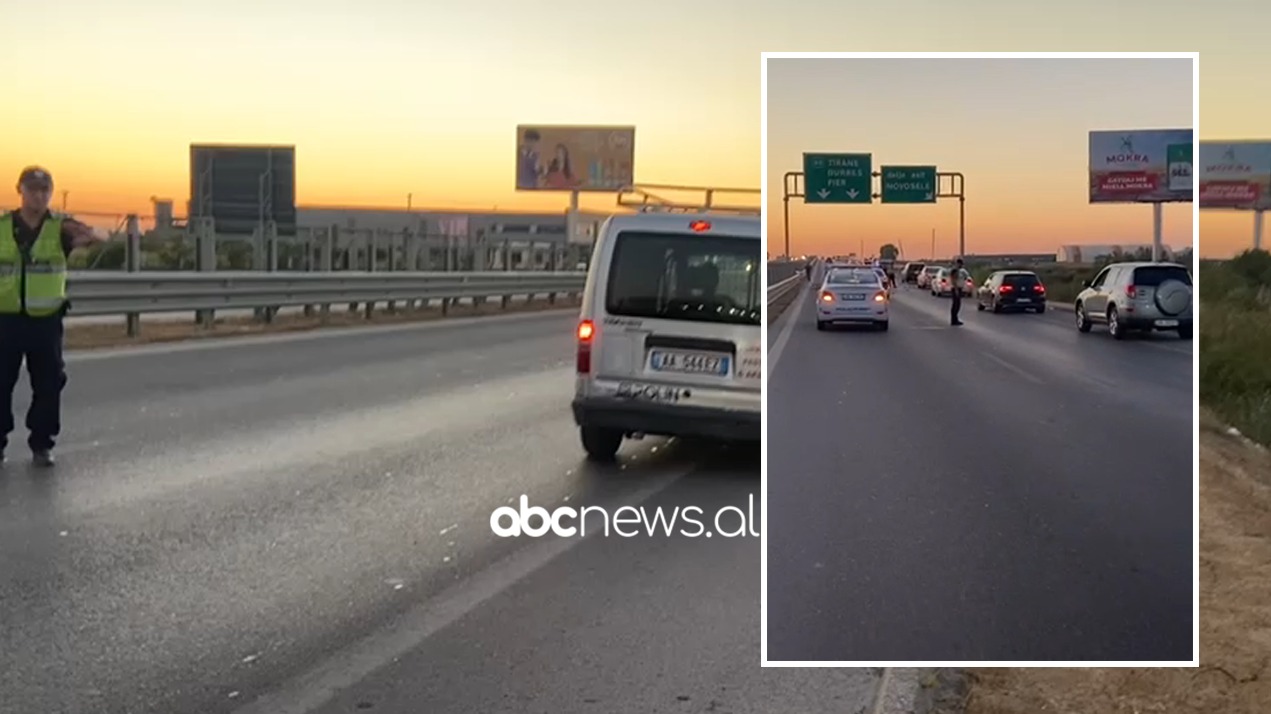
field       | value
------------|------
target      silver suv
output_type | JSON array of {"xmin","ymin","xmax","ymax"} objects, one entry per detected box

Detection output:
[{"xmin": 1074, "ymin": 261, "xmax": 1193, "ymax": 340}]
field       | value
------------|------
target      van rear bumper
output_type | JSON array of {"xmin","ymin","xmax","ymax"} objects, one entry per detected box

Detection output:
[{"xmin": 572, "ymin": 397, "xmax": 760, "ymax": 442}]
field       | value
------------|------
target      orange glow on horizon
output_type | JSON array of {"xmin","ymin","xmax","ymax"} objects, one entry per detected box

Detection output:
[{"xmin": 0, "ymin": 1, "xmax": 1266, "ymax": 258}]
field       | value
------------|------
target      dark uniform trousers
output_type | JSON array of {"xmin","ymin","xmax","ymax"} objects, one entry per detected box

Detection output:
[
  {"xmin": 0, "ymin": 313, "xmax": 67, "ymax": 452},
  {"xmin": 950, "ymin": 289, "xmax": 962, "ymax": 324}
]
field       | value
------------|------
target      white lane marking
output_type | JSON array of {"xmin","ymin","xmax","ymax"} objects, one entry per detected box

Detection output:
[
  {"xmin": 767, "ymin": 288, "xmax": 806, "ymax": 378},
  {"xmin": 980, "ymin": 350, "xmax": 1044, "ymax": 385},
  {"xmin": 65, "ymin": 308, "xmax": 577, "ymax": 363},
  {"xmin": 228, "ymin": 469, "xmax": 689, "ymax": 714}
]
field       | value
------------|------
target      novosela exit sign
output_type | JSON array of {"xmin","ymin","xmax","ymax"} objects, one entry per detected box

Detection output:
[{"xmin": 880, "ymin": 166, "xmax": 937, "ymax": 203}]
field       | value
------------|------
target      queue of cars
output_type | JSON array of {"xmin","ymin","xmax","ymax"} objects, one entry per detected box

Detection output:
[
  {"xmin": 889, "ymin": 259, "xmax": 1194, "ymax": 340},
  {"xmin": 901, "ymin": 261, "xmax": 974, "ymax": 297}
]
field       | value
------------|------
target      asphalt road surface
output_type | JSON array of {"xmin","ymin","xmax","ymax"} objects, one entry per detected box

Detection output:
[
  {"xmin": 765, "ymin": 279, "xmax": 1194, "ymax": 663},
  {"xmin": 1, "ymin": 310, "xmax": 877, "ymax": 713}
]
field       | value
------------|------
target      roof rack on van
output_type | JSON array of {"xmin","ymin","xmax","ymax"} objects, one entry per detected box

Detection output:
[{"xmin": 616, "ymin": 183, "xmax": 760, "ymax": 217}]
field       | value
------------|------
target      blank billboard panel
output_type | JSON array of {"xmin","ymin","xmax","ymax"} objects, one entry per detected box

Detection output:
[{"xmin": 189, "ymin": 144, "xmax": 297, "ymax": 236}]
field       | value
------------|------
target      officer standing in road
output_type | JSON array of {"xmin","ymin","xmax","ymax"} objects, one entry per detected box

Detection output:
[
  {"xmin": 950, "ymin": 257, "xmax": 965, "ymax": 327},
  {"xmin": 0, "ymin": 167, "xmax": 104, "ymax": 467}
]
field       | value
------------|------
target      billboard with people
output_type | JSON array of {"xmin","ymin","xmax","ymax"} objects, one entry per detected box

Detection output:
[{"xmin": 515, "ymin": 125, "xmax": 635, "ymax": 192}]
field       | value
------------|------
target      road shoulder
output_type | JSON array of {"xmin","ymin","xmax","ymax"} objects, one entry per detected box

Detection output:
[{"xmin": 945, "ymin": 413, "xmax": 1269, "ymax": 714}]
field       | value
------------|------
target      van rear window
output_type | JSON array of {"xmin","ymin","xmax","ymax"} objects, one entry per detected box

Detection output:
[{"xmin": 604, "ymin": 231, "xmax": 760, "ymax": 325}]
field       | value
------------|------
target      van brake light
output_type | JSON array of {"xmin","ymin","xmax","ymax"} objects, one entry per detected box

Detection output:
[
  {"xmin": 689, "ymin": 220, "xmax": 711, "ymax": 232},
  {"xmin": 576, "ymin": 320, "xmax": 594, "ymax": 374}
]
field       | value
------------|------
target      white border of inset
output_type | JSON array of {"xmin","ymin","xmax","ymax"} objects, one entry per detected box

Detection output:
[{"xmin": 759, "ymin": 50, "xmax": 1201, "ymax": 670}]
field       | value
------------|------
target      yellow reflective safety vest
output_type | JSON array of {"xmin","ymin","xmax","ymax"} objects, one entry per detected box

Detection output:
[{"xmin": 0, "ymin": 211, "xmax": 68, "ymax": 317}]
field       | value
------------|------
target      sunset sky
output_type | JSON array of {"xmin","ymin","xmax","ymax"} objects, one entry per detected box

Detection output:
[
  {"xmin": 2, "ymin": 0, "xmax": 1266, "ymax": 257},
  {"xmin": 766, "ymin": 57, "xmax": 1194, "ymax": 258}
]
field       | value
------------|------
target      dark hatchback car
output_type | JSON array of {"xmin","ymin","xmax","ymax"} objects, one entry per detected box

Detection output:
[
  {"xmin": 901, "ymin": 262, "xmax": 926, "ymax": 284},
  {"xmin": 977, "ymin": 270, "xmax": 1047, "ymax": 313}
]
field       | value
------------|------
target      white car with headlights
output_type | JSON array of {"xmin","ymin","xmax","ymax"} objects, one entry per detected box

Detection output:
[{"xmin": 815, "ymin": 266, "xmax": 890, "ymax": 331}]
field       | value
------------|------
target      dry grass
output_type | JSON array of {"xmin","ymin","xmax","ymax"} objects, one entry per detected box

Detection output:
[
  {"xmin": 64, "ymin": 297, "xmax": 581, "ymax": 350},
  {"xmin": 956, "ymin": 413, "xmax": 1271, "ymax": 714}
]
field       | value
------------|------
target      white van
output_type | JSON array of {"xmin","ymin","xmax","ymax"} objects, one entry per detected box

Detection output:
[{"xmin": 572, "ymin": 212, "xmax": 762, "ymax": 461}]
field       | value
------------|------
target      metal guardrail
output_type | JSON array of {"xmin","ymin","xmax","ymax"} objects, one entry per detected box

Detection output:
[
  {"xmin": 64, "ymin": 271, "xmax": 588, "ymax": 335},
  {"xmin": 767, "ymin": 273, "xmax": 804, "ymax": 311}
]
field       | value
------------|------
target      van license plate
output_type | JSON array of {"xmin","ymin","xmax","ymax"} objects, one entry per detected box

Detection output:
[
  {"xmin": 649, "ymin": 350, "xmax": 730, "ymax": 376},
  {"xmin": 1154, "ymin": 319, "xmax": 1179, "ymax": 327}
]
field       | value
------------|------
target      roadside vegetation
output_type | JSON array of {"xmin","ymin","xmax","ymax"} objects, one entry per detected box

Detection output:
[{"xmin": 1199, "ymin": 249, "xmax": 1271, "ymax": 443}]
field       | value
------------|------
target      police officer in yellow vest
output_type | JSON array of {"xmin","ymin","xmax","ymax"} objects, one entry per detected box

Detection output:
[{"xmin": 1, "ymin": 167, "xmax": 103, "ymax": 467}]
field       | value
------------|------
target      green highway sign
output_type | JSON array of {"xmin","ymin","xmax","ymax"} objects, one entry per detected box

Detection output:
[
  {"xmin": 880, "ymin": 166, "xmax": 937, "ymax": 203},
  {"xmin": 803, "ymin": 153, "xmax": 872, "ymax": 203}
]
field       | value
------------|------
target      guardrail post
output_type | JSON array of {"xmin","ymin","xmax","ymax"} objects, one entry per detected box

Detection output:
[
  {"xmin": 364, "ymin": 301, "xmax": 374, "ymax": 319},
  {"xmin": 124, "ymin": 214, "xmax": 142, "ymax": 337},
  {"xmin": 195, "ymin": 219, "xmax": 217, "ymax": 329}
]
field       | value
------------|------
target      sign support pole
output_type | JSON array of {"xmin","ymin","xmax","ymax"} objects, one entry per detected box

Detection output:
[
  {"xmin": 939, "ymin": 172, "xmax": 967, "ymax": 259},
  {"xmin": 1152, "ymin": 203, "xmax": 1163, "ymax": 262},
  {"xmin": 1255, "ymin": 210, "xmax": 1265, "ymax": 251},
  {"xmin": 782, "ymin": 172, "xmax": 799, "ymax": 258},
  {"xmin": 959, "ymin": 194, "xmax": 966, "ymax": 259}
]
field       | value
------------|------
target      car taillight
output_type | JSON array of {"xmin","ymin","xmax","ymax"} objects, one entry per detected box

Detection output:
[
  {"xmin": 1034, "ymin": 284, "xmax": 1045, "ymax": 293},
  {"xmin": 576, "ymin": 320, "xmax": 594, "ymax": 374},
  {"xmin": 689, "ymin": 220, "xmax": 711, "ymax": 232},
  {"xmin": 1126, "ymin": 285, "xmax": 1137, "ymax": 299},
  {"xmin": 874, "ymin": 291, "xmax": 886, "ymax": 302},
  {"xmin": 999, "ymin": 285, "xmax": 1014, "ymax": 294},
  {"xmin": 820, "ymin": 291, "xmax": 835, "ymax": 303}
]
